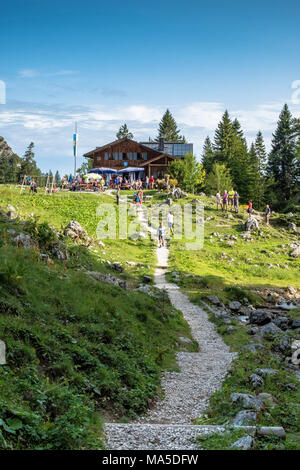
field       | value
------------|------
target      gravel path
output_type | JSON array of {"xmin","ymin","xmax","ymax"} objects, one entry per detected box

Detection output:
[{"xmin": 104, "ymin": 205, "xmax": 236, "ymax": 449}]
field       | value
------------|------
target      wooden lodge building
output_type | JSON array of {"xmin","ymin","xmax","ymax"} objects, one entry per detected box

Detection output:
[{"xmin": 83, "ymin": 137, "xmax": 193, "ymax": 179}]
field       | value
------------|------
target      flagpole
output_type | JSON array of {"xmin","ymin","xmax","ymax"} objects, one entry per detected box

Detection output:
[{"xmin": 73, "ymin": 122, "xmax": 78, "ymax": 180}]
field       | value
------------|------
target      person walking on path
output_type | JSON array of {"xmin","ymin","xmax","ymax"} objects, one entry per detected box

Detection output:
[
  {"xmin": 222, "ymin": 191, "xmax": 228, "ymax": 211},
  {"xmin": 265, "ymin": 204, "xmax": 271, "ymax": 226},
  {"xmin": 139, "ymin": 189, "xmax": 143, "ymax": 205},
  {"xmin": 247, "ymin": 201, "xmax": 253, "ymax": 218},
  {"xmin": 233, "ymin": 191, "xmax": 239, "ymax": 213},
  {"xmin": 216, "ymin": 190, "xmax": 222, "ymax": 210},
  {"xmin": 167, "ymin": 211, "xmax": 174, "ymax": 236},
  {"xmin": 157, "ymin": 222, "xmax": 165, "ymax": 248}
]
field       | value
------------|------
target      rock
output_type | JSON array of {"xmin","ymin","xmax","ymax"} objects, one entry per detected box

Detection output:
[
  {"xmin": 260, "ymin": 322, "xmax": 282, "ymax": 338},
  {"xmin": 111, "ymin": 262, "xmax": 123, "ymax": 273},
  {"xmin": 285, "ymin": 383, "xmax": 296, "ymax": 391},
  {"xmin": 287, "ymin": 286, "xmax": 297, "ymax": 295},
  {"xmin": 142, "ymin": 275, "xmax": 152, "ymax": 284},
  {"xmin": 241, "ymin": 232, "xmax": 252, "ymax": 239},
  {"xmin": 255, "ymin": 368, "xmax": 278, "ymax": 377},
  {"xmin": 39, "ymin": 253, "xmax": 54, "ymax": 264},
  {"xmin": 227, "ymin": 241, "xmax": 235, "ymax": 246},
  {"xmin": 233, "ymin": 410, "xmax": 257, "ymax": 427},
  {"xmin": 272, "ymin": 335, "xmax": 292, "ymax": 355},
  {"xmin": 130, "ymin": 232, "xmax": 147, "ymax": 240},
  {"xmin": 85, "ymin": 271, "xmax": 127, "ymax": 290},
  {"xmin": 257, "ymin": 427, "xmax": 286, "ymax": 439},
  {"xmin": 249, "ymin": 309, "xmax": 272, "ymax": 325},
  {"xmin": 231, "ymin": 435, "xmax": 255, "ymax": 450},
  {"xmin": 250, "ymin": 373, "xmax": 264, "ymax": 389},
  {"xmin": 244, "ymin": 216, "xmax": 259, "ymax": 232},
  {"xmin": 291, "ymin": 340, "xmax": 300, "ymax": 351},
  {"xmin": 247, "ymin": 327, "xmax": 258, "ymax": 335},
  {"xmin": 257, "ymin": 393, "xmax": 278, "ymax": 408},
  {"xmin": 291, "ymin": 349, "xmax": 300, "ymax": 366},
  {"xmin": 226, "ymin": 326, "xmax": 236, "ymax": 334},
  {"xmin": 126, "ymin": 261, "xmax": 136, "ymax": 266},
  {"xmin": 172, "ymin": 187, "xmax": 187, "ymax": 199},
  {"xmin": 241, "ymin": 343, "xmax": 266, "ymax": 353},
  {"xmin": 273, "ymin": 316, "xmax": 290, "ymax": 331},
  {"xmin": 228, "ymin": 301, "xmax": 242, "ymax": 311},
  {"xmin": 206, "ymin": 295, "xmax": 222, "ymax": 306},
  {"xmin": 0, "ymin": 340, "xmax": 6, "ymax": 365},
  {"xmin": 231, "ymin": 393, "xmax": 263, "ymax": 410},
  {"xmin": 7, "ymin": 204, "xmax": 17, "ymax": 220},
  {"xmin": 288, "ymin": 223, "xmax": 297, "ymax": 231},
  {"xmin": 7, "ymin": 229, "xmax": 16, "ymax": 235},
  {"xmin": 13, "ymin": 233, "xmax": 38, "ymax": 250},
  {"xmin": 51, "ymin": 242, "xmax": 68, "ymax": 260},
  {"xmin": 178, "ymin": 336, "xmax": 193, "ymax": 344},
  {"xmin": 221, "ymin": 252, "xmax": 227, "ymax": 259},
  {"xmin": 64, "ymin": 220, "xmax": 87, "ymax": 239},
  {"xmin": 291, "ymin": 246, "xmax": 300, "ymax": 258},
  {"xmin": 291, "ymin": 320, "xmax": 300, "ymax": 329}
]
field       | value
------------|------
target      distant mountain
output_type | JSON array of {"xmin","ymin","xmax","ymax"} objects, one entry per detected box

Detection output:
[{"xmin": 0, "ymin": 136, "xmax": 14, "ymax": 158}]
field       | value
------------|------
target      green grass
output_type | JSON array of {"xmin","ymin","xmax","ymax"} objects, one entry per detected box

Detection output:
[{"xmin": 0, "ymin": 185, "xmax": 195, "ymax": 449}]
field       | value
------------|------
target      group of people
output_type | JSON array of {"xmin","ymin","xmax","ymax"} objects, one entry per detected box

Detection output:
[
  {"xmin": 216, "ymin": 188, "xmax": 240, "ymax": 213},
  {"xmin": 216, "ymin": 189, "xmax": 272, "ymax": 225}
]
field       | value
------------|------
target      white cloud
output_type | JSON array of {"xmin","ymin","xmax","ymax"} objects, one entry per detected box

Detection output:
[{"xmin": 18, "ymin": 69, "xmax": 39, "ymax": 78}]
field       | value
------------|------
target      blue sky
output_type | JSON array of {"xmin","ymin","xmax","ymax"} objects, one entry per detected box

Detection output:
[{"xmin": 0, "ymin": 0, "xmax": 300, "ymax": 175}]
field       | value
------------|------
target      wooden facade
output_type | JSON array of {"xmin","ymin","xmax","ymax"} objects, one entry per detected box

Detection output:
[{"xmin": 83, "ymin": 138, "xmax": 175, "ymax": 178}]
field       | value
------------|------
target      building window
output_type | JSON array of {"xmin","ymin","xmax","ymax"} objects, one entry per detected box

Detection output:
[
  {"xmin": 119, "ymin": 152, "xmax": 123, "ymax": 160},
  {"xmin": 114, "ymin": 152, "xmax": 118, "ymax": 160},
  {"xmin": 133, "ymin": 152, "xmax": 137, "ymax": 160},
  {"xmin": 142, "ymin": 152, "xmax": 147, "ymax": 160},
  {"xmin": 129, "ymin": 152, "xmax": 132, "ymax": 160},
  {"xmin": 105, "ymin": 152, "xmax": 108, "ymax": 160}
]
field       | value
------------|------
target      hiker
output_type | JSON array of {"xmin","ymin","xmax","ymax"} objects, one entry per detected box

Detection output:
[
  {"xmin": 157, "ymin": 222, "xmax": 165, "ymax": 248},
  {"xmin": 233, "ymin": 191, "xmax": 239, "ymax": 213},
  {"xmin": 222, "ymin": 191, "xmax": 228, "ymax": 211},
  {"xmin": 247, "ymin": 201, "xmax": 253, "ymax": 217},
  {"xmin": 134, "ymin": 191, "xmax": 140, "ymax": 205},
  {"xmin": 228, "ymin": 188, "xmax": 235, "ymax": 210},
  {"xmin": 145, "ymin": 175, "xmax": 149, "ymax": 189},
  {"xmin": 167, "ymin": 211, "xmax": 174, "ymax": 236},
  {"xmin": 265, "ymin": 204, "xmax": 271, "ymax": 226},
  {"xmin": 139, "ymin": 189, "xmax": 143, "ymax": 205},
  {"xmin": 149, "ymin": 175, "xmax": 154, "ymax": 189},
  {"xmin": 216, "ymin": 190, "xmax": 221, "ymax": 210}
]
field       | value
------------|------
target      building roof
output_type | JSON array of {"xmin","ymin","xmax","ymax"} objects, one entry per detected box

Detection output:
[{"xmin": 83, "ymin": 137, "xmax": 166, "ymax": 158}]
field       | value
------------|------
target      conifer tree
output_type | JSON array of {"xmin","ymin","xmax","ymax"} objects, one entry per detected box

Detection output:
[
  {"xmin": 201, "ymin": 136, "xmax": 215, "ymax": 174},
  {"xmin": 116, "ymin": 124, "xmax": 133, "ymax": 140},
  {"xmin": 268, "ymin": 104, "xmax": 298, "ymax": 201},
  {"xmin": 213, "ymin": 110, "xmax": 234, "ymax": 163},
  {"xmin": 20, "ymin": 142, "xmax": 40, "ymax": 178},
  {"xmin": 156, "ymin": 109, "xmax": 186, "ymax": 142}
]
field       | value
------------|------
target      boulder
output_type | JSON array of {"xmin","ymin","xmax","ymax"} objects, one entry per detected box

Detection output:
[
  {"xmin": 288, "ymin": 223, "xmax": 297, "ymax": 231},
  {"xmin": 142, "ymin": 275, "xmax": 152, "ymax": 284},
  {"xmin": 292, "ymin": 340, "xmax": 300, "ymax": 351},
  {"xmin": 257, "ymin": 393, "xmax": 278, "ymax": 408},
  {"xmin": 272, "ymin": 335, "xmax": 292, "ymax": 355},
  {"xmin": 260, "ymin": 322, "xmax": 282, "ymax": 338},
  {"xmin": 231, "ymin": 435, "xmax": 255, "ymax": 450},
  {"xmin": 249, "ymin": 309, "xmax": 272, "ymax": 325},
  {"xmin": 229, "ymin": 301, "xmax": 242, "ymax": 311},
  {"xmin": 231, "ymin": 393, "xmax": 263, "ymax": 410},
  {"xmin": 273, "ymin": 316, "xmax": 290, "ymax": 331},
  {"xmin": 7, "ymin": 204, "xmax": 17, "ymax": 220},
  {"xmin": 291, "ymin": 320, "xmax": 300, "ymax": 330},
  {"xmin": 233, "ymin": 410, "xmax": 257, "ymax": 427},
  {"xmin": 287, "ymin": 286, "xmax": 297, "ymax": 295},
  {"xmin": 13, "ymin": 233, "xmax": 38, "ymax": 250},
  {"xmin": 111, "ymin": 262, "xmax": 123, "ymax": 273},
  {"xmin": 206, "ymin": 295, "xmax": 222, "ymax": 306},
  {"xmin": 85, "ymin": 271, "xmax": 127, "ymax": 290},
  {"xmin": 291, "ymin": 349, "xmax": 300, "ymax": 366},
  {"xmin": 257, "ymin": 427, "xmax": 286, "ymax": 439},
  {"xmin": 291, "ymin": 246, "xmax": 300, "ymax": 258},
  {"xmin": 244, "ymin": 216, "xmax": 259, "ymax": 232},
  {"xmin": 241, "ymin": 343, "xmax": 266, "ymax": 353},
  {"xmin": 64, "ymin": 220, "xmax": 87, "ymax": 239},
  {"xmin": 250, "ymin": 373, "xmax": 264, "ymax": 389},
  {"xmin": 255, "ymin": 368, "xmax": 278, "ymax": 377}
]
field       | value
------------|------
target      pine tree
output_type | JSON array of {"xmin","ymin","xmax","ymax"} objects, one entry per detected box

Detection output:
[
  {"xmin": 213, "ymin": 110, "xmax": 234, "ymax": 163},
  {"xmin": 156, "ymin": 109, "xmax": 186, "ymax": 142},
  {"xmin": 201, "ymin": 136, "xmax": 215, "ymax": 174},
  {"xmin": 20, "ymin": 142, "xmax": 40, "ymax": 178},
  {"xmin": 116, "ymin": 124, "xmax": 133, "ymax": 140},
  {"xmin": 268, "ymin": 104, "xmax": 298, "ymax": 201},
  {"xmin": 55, "ymin": 170, "xmax": 61, "ymax": 185}
]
